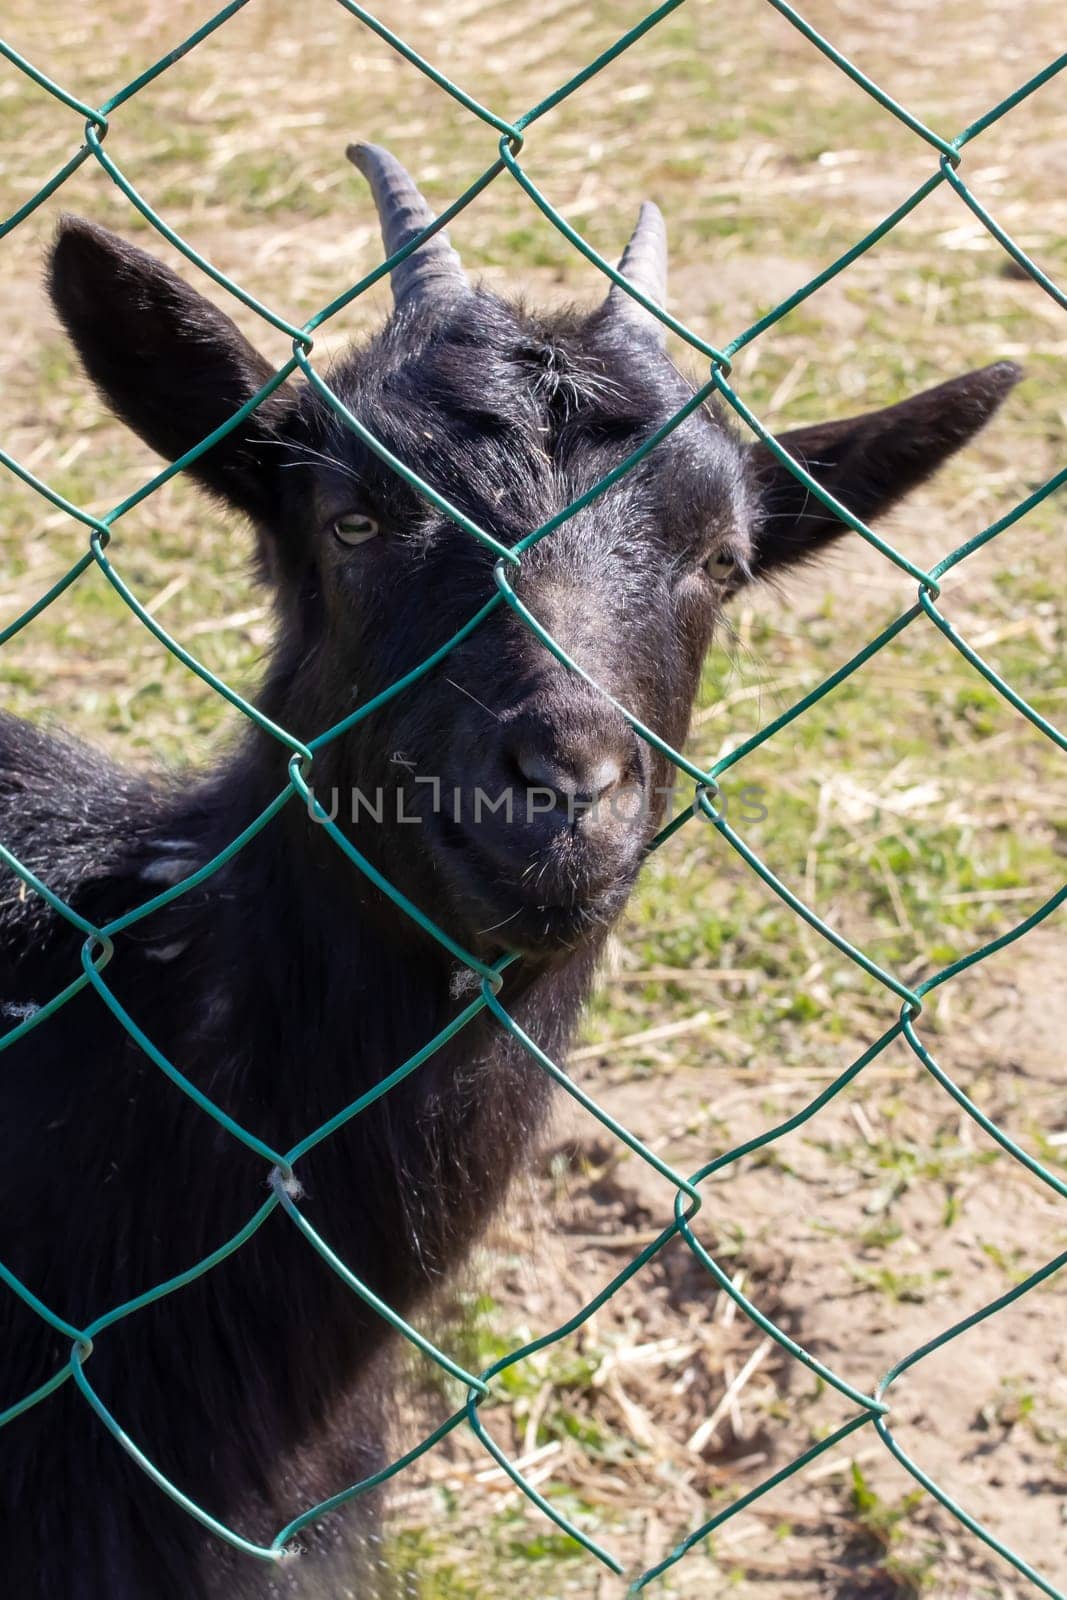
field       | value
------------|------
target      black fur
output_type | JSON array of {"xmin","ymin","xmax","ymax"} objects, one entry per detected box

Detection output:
[{"xmin": 0, "ymin": 213, "xmax": 1019, "ymax": 1599}]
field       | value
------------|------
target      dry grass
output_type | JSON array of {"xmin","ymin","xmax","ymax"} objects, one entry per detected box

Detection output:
[{"xmin": 1, "ymin": 0, "xmax": 1065, "ymax": 1595}]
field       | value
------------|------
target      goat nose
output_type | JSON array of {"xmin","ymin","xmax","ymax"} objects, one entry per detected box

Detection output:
[{"xmin": 513, "ymin": 741, "xmax": 627, "ymax": 803}]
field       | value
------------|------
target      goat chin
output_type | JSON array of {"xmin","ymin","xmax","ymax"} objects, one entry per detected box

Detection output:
[{"xmin": 427, "ymin": 812, "xmax": 642, "ymax": 960}]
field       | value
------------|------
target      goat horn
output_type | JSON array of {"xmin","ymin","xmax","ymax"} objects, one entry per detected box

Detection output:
[
  {"xmin": 347, "ymin": 142, "xmax": 470, "ymax": 311},
  {"xmin": 605, "ymin": 201, "xmax": 668, "ymax": 344}
]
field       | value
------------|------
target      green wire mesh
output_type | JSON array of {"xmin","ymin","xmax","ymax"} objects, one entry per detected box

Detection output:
[{"xmin": 1, "ymin": 1, "xmax": 1064, "ymax": 1592}]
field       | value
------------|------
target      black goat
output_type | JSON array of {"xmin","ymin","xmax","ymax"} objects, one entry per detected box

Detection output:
[{"xmin": 0, "ymin": 143, "xmax": 1018, "ymax": 1599}]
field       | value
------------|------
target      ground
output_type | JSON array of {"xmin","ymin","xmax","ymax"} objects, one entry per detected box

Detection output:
[{"xmin": 0, "ymin": 0, "xmax": 1064, "ymax": 1596}]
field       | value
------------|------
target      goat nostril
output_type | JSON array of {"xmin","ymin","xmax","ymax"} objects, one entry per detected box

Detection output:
[
  {"xmin": 513, "ymin": 744, "xmax": 626, "ymax": 805},
  {"xmin": 584, "ymin": 755, "xmax": 623, "ymax": 800},
  {"xmin": 513, "ymin": 745, "xmax": 558, "ymax": 794}
]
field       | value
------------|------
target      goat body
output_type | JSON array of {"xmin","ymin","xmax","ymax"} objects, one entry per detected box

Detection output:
[{"xmin": 1, "ymin": 709, "xmax": 581, "ymax": 1598}]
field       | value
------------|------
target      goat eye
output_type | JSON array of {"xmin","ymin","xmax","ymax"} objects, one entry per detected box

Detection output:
[
  {"xmin": 332, "ymin": 513, "xmax": 380, "ymax": 547},
  {"xmin": 704, "ymin": 552, "xmax": 735, "ymax": 582}
]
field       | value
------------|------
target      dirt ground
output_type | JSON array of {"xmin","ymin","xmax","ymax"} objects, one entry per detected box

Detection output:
[{"xmin": 391, "ymin": 926, "xmax": 1066, "ymax": 1599}]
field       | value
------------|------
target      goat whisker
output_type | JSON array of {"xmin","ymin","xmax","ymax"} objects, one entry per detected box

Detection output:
[
  {"xmin": 475, "ymin": 907, "xmax": 525, "ymax": 936},
  {"xmin": 445, "ymin": 678, "xmax": 503, "ymax": 724},
  {"xmin": 261, "ymin": 437, "xmax": 364, "ymax": 483}
]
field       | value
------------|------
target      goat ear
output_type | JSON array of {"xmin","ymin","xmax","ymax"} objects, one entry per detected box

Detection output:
[
  {"xmin": 749, "ymin": 362, "xmax": 1021, "ymax": 579},
  {"xmin": 48, "ymin": 217, "xmax": 295, "ymax": 523}
]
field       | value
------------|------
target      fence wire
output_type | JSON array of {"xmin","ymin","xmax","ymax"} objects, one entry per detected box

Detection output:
[{"xmin": 0, "ymin": 1, "xmax": 1065, "ymax": 1593}]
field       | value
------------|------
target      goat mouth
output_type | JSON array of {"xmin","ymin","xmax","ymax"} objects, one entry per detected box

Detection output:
[{"xmin": 431, "ymin": 813, "xmax": 634, "ymax": 957}]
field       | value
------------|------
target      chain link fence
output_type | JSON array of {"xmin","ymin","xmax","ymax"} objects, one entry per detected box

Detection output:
[{"xmin": 1, "ymin": 1, "xmax": 1064, "ymax": 1593}]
